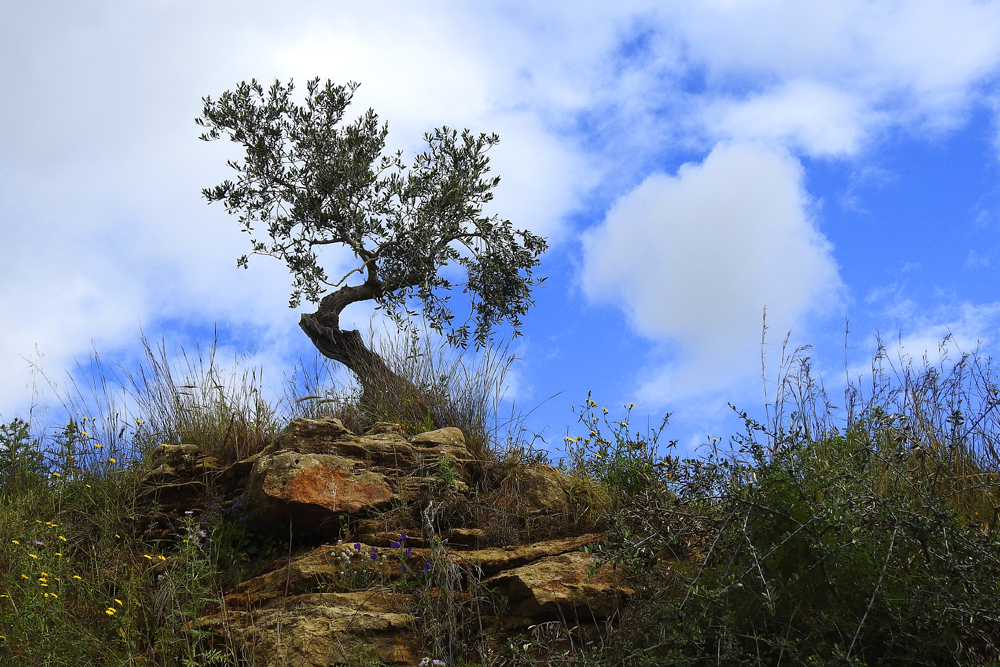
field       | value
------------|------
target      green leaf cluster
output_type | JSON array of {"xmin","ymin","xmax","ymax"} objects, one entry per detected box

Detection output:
[{"xmin": 197, "ymin": 78, "xmax": 547, "ymax": 348}]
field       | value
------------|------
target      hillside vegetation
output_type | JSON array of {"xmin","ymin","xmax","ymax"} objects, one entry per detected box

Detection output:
[{"xmin": 1, "ymin": 333, "xmax": 999, "ymax": 666}]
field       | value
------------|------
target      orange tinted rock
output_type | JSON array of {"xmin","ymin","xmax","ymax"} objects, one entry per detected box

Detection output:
[{"xmin": 247, "ymin": 453, "xmax": 392, "ymax": 534}]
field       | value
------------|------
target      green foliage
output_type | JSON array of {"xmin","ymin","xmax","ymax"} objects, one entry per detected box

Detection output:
[
  {"xmin": 563, "ymin": 394, "xmax": 676, "ymax": 532},
  {"xmin": 10, "ymin": 322, "xmax": 1000, "ymax": 666},
  {"xmin": 197, "ymin": 77, "xmax": 547, "ymax": 348},
  {"xmin": 153, "ymin": 514, "xmax": 234, "ymax": 666},
  {"xmin": 434, "ymin": 455, "xmax": 459, "ymax": 491},
  {"xmin": 581, "ymin": 343, "xmax": 1000, "ymax": 666},
  {"xmin": 0, "ymin": 418, "xmax": 45, "ymax": 499}
]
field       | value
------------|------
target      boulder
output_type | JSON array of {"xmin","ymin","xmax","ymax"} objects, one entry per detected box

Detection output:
[
  {"xmin": 137, "ymin": 444, "xmax": 220, "ymax": 511},
  {"xmin": 458, "ymin": 534, "xmax": 602, "ymax": 576},
  {"xmin": 516, "ymin": 465, "xmax": 570, "ymax": 516},
  {"xmin": 485, "ymin": 551, "xmax": 633, "ymax": 621},
  {"xmin": 246, "ymin": 452, "xmax": 393, "ymax": 535},
  {"xmin": 265, "ymin": 418, "xmax": 474, "ymax": 478}
]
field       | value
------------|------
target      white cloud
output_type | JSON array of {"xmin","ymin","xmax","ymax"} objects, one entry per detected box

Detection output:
[
  {"xmin": 704, "ymin": 80, "xmax": 876, "ymax": 157},
  {"xmin": 845, "ymin": 301, "xmax": 1000, "ymax": 385},
  {"xmin": 581, "ymin": 143, "xmax": 843, "ymax": 401},
  {"xmin": 966, "ymin": 249, "xmax": 992, "ymax": 268},
  {"xmin": 5, "ymin": 0, "xmax": 1000, "ymax": 432}
]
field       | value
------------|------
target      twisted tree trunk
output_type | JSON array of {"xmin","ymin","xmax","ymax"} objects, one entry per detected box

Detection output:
[{"xmin": 299, "ymin": 284, "xmax": 429, "ymax": 421}]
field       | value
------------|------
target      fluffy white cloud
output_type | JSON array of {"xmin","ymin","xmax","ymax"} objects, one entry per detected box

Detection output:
[
  {"xmin": 581, "ymin": 143, "xmax": 843, "ymax": 399},
  {"xmin": 704, "ymin": 80, "xmax": 876, "ymax": 157},
  {"xmin": 5, "ymin": 0, "xmax": 1000, "ymax": 429}
]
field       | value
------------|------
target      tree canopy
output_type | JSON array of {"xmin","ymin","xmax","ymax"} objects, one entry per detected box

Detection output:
[{"xmin": 196, "ymin": 77, "xmax": 547, "ymax": 353}]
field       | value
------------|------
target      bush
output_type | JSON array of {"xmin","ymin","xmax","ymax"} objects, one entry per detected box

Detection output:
[
  {"xmin": 0, "ymin": 418, "xmax": 46, "ymax": 499},
  {"xmin": 582, "ymin": 342, "xmax": 1000, "ymax": 666}
]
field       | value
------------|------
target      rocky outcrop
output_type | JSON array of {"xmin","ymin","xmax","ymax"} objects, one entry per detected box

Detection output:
[
  {"xmin": 485, "ymin": 550, "xmax": 633, "ymax": 620},
  {"xmin": 200, "ymin": 591, "xmax": 421, "ymax": 667},
  {"xmin": 136, "ymin": 444, "xmax": 222, "ymax": 510},
  {"xmin": 243, "ymin": 418, "xmax": 479, "ymax": 538},
  {"xmin": 136, "ymin": 417, "xmax": 633, "ymax": 665}
]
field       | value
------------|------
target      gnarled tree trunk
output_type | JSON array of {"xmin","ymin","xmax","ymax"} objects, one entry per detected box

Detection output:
[{"xmin": 299, "ymin": 301, "xmax": 429, "ymax": 422}]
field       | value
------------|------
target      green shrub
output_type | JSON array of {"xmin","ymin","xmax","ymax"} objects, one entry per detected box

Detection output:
[
  {"xmin": 581, "ymin": 343, "xmax": 1000, "ymax": 666},
  {"xmin": 0, "ymin": 418, "xmax": 46, "ymax": 499}
]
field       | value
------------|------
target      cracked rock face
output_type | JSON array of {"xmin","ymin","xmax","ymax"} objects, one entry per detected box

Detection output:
[
  {"xmin": 136, "ymin": 417, "xmax": 636, "ymax": 665},
  {"xmin": 242, "ymin": 418, "xmax": 480, "ymax": 537},
  {"xmin": 247, "ymin": 452, "xmax": 394, "ymax": 532},
  {"xmin": 195, "ymin": 536, "xmax": 622, "ymax": 666},
  {"xmin": 198, "ymin": 591, "xmax": 421, "ymax": 667},
  {"xmin": 484, "ymin": 550, "xmax": 634, "ymax": 620}
]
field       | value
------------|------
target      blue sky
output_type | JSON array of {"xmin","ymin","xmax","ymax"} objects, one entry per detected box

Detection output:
[{"xmin": 3, "ymin": 1, "xmax": 1000, "ymax": 458}]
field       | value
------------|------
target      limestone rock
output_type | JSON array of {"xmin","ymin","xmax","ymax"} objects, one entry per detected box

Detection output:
[
  {"xmin": 269, "ymin": 416, "xmax": 355, "ymax": 452},
  {"xmin": 197, "ymin": 591, "xmax": 420, "ymax": 666},
  {"xmin": 485, "ymin": 550, "xmax": 633, "ymax": 621},
  {"xmin": 410, "ymin": 426, "xmax": 466, "ymax": 450},
  {"xmin": 516, "ymin": 465, "xmax": 570, "ymax": 516},
  {"xmin": 137, "ymin": 444, "xmax": 220, "ymax": 510},
  {"xmin": 458, "ymin": 534, "xmax": 602, "ymax": 576},
  {"xmin": 264, "ymin": 417, "xmax": 475, "ymax": 478},
  {"xmin": 151, "ymin": 443, "xmax": 202, "ymax": 469},
  {"xmin": 130, "ymin": 417, "xmax": 639, "ymax": 664},
  {"xmin": 246, "ymin": 452, "xmax": 393, "ymax": 535}
]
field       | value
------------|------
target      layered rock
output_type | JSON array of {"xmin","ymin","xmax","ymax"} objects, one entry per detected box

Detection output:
[
  {"xmin": 243, "ymin": 418, "xmax": 479, "ymax": 538},
  {"xmin": 135, "ymin": 417, "xmax": 633, "ymax": 665}
]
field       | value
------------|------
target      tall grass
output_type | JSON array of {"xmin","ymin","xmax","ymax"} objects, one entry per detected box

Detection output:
[
  {"xmin": 572, "ymin": 335, "xmax": 1000, "ymax": 666},
  {"xmin": 4, "ymin": 326, "xmax": 999, "ymax": 666},
  {"xmin": 285, "ymin": 322, "xmax": 544, "ymax": 461},
  {"xmin": 118, "ymin": 333, "xmax": 281, "ymax": 467},
  {"xmin": 0, "ymin": 327, "xmax": 537, "ymax": 665}
]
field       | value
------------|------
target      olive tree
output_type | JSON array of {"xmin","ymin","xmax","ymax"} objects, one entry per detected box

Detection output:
[{"xmin": 196, "ymin": 78, "xmax": 547, "ymax": 406}]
